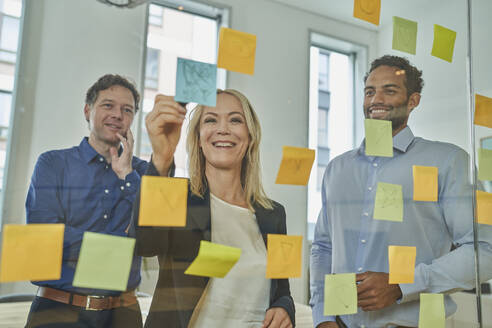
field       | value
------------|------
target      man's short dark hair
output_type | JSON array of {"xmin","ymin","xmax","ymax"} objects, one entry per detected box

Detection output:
[
  {"xmin": 364, "ymin": 55, "xmax": 424, "ymax": 96},
  {"xmin": 85, "ymin": 74, "xmax": 140, "ymax": 112}
]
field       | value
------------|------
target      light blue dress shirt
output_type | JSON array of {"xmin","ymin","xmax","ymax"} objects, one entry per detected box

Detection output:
[{"xmin": 310, "ymin": 127, "xmax": 492, "ymax": 328}]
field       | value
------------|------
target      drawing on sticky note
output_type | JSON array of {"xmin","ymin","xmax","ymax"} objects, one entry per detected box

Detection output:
[
  {"xmin": 182, "ymin": 60, "xmax": 216, "ymax": 101},
  {"xmin": 379, "ymin": 184, "xmax": 399, "ymax": 209},
  {"xmin": 280, "ymin": 242, "xmax": 293, "ymax": 261},
  {"xmin": 360, "ymin": 0, "xmax": 378, "ymax": 14},
  {"xmin": 334, "ymin": 284, "xmax": 352, "ymax": 309}
]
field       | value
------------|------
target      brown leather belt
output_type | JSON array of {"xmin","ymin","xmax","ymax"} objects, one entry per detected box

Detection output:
[{"xmin": 37, "ymin": 287, "xmax": 137, "ymax": 311}]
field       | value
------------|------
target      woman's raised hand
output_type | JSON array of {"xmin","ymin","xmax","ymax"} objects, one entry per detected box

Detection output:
[{"xmin": 145, "ymin": 94, "xmax": 186, "ymax": 176}]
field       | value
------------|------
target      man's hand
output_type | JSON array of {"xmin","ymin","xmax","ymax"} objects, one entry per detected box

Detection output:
[
  {"xmin": 356, "ymin": 271, "xmax": 402, "ymax": 311},
  {"xmin": 110, "ymin": 129, "xmax": 134, "ymax": 180},
  {"xmin": 145, "ymin": 95, "xmax": 186, "ymax": 176},
  {"xmin": 317, "ymin": 322, "xmax": 340, "ymax": 328},
  {"xmin": 262, "ymin": 307, "xmax": 292, "ymax": 328}
]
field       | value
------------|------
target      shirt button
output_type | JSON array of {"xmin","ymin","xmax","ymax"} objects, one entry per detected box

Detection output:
[
  {"xmin": 103, "ymin": 214, "xmax": 108, "ymax": 219},
  {"xmin": 358, "ymin": 267, "xmax": 363, "ymax": 272},
  {"xmin": 361, "ymin": 325, "xmax": 366, "ymax": 328},
  {"xmin": 105, "ymin": 165, "xmax": 109, "ymax": 169},
  {"xmin": 120, "ymin": 186, "xmax": 125, "ymax": 191},
  {"xmin": 361, "ymin": 239, "xmax": 366, "ymax": 243},
  {"xmin": 99, "ymin": 157, "xmax": 104, "ymax": 162},
  {"xmin": 373, "ymin": 163, "xmax": 378, "ymax": 167},
  {"xmin": 368, "ymin": 186, "xmax": 372, "ymax": 191},
  {"xmin": 126, "ymin": 182, "xmax": 131, "ymax": 187},
  {"xmin": 104, "ymin": 189, "xmax": 109, "ymax": 194},
  {"xmin": 363, "ymin": 212, "xmax": 369, "ymax": 216}
]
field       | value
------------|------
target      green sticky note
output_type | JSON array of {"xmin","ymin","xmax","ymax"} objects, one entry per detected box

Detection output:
[
  {"xmin": 392, "ymin": 16, "xmax": 418, "ymax": 55},
  {"xmin": 374, "ymin": 182, "xmax": 403, "ymax": 222},
  {"xmin": 184, "ymin": 240, "xmax": 241, "ymax": 278},
  {"xmin": 324, "ymin": 273, "xmax": 357, "ymax": 316},
  {"xmin": 419, "ymin": 293, "xmax": 445, "ymax": 328},
  {"xmin": 73, "ymin": 232, "xmax": 135, "ymax": 291},
  {"xmin": 479, "ymin": 148, "xmax": 492, "ymax": 181},
  {"xmin": 364, "ymin": 119, "xmax": 393, "ymax": 157},
  {"xmin": 431, "ymin": 24, "xmax": 456, "ymax": 63}
]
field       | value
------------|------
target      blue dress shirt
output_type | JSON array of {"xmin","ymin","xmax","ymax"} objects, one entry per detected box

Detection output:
[
  {"xmin": 26, "ymin": 138, "xmax": 148, "ymax": 296},
  {"xmin": 310, "ymin": 127, "xmax": 492, "ymax": 328}
]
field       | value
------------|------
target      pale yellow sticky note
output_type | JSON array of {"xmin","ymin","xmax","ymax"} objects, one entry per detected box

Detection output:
[
  {"xmin": 138, "ymin": 176, "xmax": 188, "ymax": 227},
  {"xmin": 266, "ymin": 234, "xmax": 302, "ymax": 278},
  {"xmin": 275, "ymin": 146, "xmax": 315, "ymax": 186},
  {"xmin": 73, "ymin": 232, "xmax": 135, "ymax": 291},
  {"xmin": 474, "ymin": 94, "xmax": 492, "ymax": 129},
  {"xmin": 217, "ymin": 27, "xmax": 256, "ymax": 75},
  {"xmin": 478, "ymin": 148, "xmax": 492, "ymax": 181},
  {"xmin": 477, "ymin": 190, "xmax": 492, "ymax": 226},
  {"xmin": 419, "ymin": 293, "xmax": 445, "ymax": 328},
  {"xmin": 0, "ymin": 224, "xmax": 64, "ymax": 282},
  {"xmin": 185, "ymin": 240, "xmax": 241, "ymax": 278},
  {"xmin": 365, "ymin": 119, "xmax": 393, "ymax": 157},
  {"xmin": 353, "ymin": 0, "xmax": 381, "ymax": 25},
  {"xmin": 413, "ymin": 165, "xmax": 438, "ymax": 202},
  {"xmin": 388, "ymin": 245, "xmax": 416, "ymax": 284},
  {"xmin": 431, "ymin": 24, "xmax": 457, "ymax": 63},
  {"xmin": 374, "ymin": 182, "xmax": 403, "ymax": 222},
  {"xmin": 324, "ymin": 273, "xmax": 357, "ymax": 316}
]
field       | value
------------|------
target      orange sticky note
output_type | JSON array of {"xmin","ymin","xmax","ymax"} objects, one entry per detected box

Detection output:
[
  {"xmin": 474, "ymin": 94, "xmax": 492, "ymax": 129},
  {"xmin": 138, "ymin": 176, "xmax": 188, "ymax": 227},
  {"xmin": 413, "ymin": 165, "xmax": 438, "ymax": 202},
  {"xmin": 275, "ymin": 146, "xmax": 315, "ymax": 185},
  {"xmin": 353, "ymin": 0, "xmax": 381, "ymax": 25},
  {"xmin": 266, "ymin": 234, "xmax": 302, "ymax": 278},
  {"xmin": 388, "ymin": 245, "xmax": 416, "ymax": 284},
  {"xmin": 217, "ymin": 27, "xmax": 256, "ymax": 75},
  {"xmin": 0, "ymin": 224, "xmax": 64, "ymax": 282},
  {"xmin": 477, "ymin": 190, "xmax": 492, "ymax": 226}
]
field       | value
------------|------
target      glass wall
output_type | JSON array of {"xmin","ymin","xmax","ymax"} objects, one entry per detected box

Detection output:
[{"xmin": 0, "ymin": 0, "xmax": 490, "ymax": 327}]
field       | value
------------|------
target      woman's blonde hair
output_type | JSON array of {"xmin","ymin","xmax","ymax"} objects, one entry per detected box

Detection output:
[{"xmin": 186, "ymin": 89, "xmax": 273, "ymax": 211}]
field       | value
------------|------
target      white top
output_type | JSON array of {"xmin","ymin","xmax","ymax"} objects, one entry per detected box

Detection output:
[{"xmin": 188, "ymin": 193, "xmax": 271, "ymax": 328}]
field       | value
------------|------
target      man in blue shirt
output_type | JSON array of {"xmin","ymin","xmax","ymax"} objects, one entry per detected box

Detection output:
[
  {"xmin": 25, "ymin": 74, "xmax": 148, "ymax": 328},
  {"xmin": 310, "ymin": 55, "xmax": 492, "ymax": 328}
]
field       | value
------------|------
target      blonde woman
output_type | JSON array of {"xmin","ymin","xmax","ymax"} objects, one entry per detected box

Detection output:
[{"xmin": 132, "ymin": 90, "xmax": 295, "ymax": 328}]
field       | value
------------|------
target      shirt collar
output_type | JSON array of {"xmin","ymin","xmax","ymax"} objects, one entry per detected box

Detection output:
[
  {"xmin": 79, "ymin": 137, "xmax": 100, "ymax": 164},
  {"xmin": 359, "ymin": 125, "xmax": 415, "ymax": 155}
]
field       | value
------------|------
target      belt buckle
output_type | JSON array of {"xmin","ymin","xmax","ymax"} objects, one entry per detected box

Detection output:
[{"xmin": 85, "ymin": 295, "xmax": 105, "ymax": 311}]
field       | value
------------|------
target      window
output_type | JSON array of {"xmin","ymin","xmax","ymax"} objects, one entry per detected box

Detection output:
[
  {"xmin": 145, "ymin": 47, "xmax": 159, "ymax": 89},
  {"xmin": 137, "ymin": 1, "xmax": 227, "ymax": 178},
  {"xmin": 307, "ymin": 33, "xmax": 367, "ymax": 240}
]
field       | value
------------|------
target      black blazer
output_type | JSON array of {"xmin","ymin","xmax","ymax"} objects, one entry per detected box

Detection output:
[{"xmin": 131, "ymin": 162, "xmax": 295, "ymax": 327}]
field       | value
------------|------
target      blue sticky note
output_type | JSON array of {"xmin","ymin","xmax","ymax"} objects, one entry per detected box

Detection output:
[{"xmin": 175, "ymin": 58, "xmax": 217, "ymax": 106}]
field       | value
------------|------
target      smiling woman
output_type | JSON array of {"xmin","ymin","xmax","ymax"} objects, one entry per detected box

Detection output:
[{"xmin": 132, "ymin": 89, "xmax": 295, "ymax": 328}]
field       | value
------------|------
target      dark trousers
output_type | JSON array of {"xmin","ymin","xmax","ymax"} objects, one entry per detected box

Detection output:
[{"xmin": 25, "ymin": 296, "xmax": 143, "ymax": 328}]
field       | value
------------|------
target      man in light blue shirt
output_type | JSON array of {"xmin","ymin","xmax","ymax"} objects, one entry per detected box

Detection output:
[{"xmin": 310, "ymin": 55, "xmax": 492, "ymax": 328}]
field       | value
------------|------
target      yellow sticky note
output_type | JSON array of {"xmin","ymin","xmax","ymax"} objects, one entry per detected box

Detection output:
[
  {"xmin": 388, "ymin": 245, "xmax": 416, "ymax": 284},
  {"xmin": 431, "ymin": 24, "xmax": 457, "ymax": 63},
  {"xmin": 217, "ymin": 27, "xmax": 256, "ymax": 75},
  {"xmin": 275, "ymin": 146, "xmax": 315, "ymax": 185},
  {"xmin": 477, "ymin": 190, "xmax": 492, "ymax": 226},
  {"xmin": 392, "ymin": 16, "xmax": 418, "ymax": 55},
  {"xmin": 139, "ymin": 176, "xmax": 188, "ymax": 227},
  {"xmin": 365, "ymin": 119, "xmax": 393, "ymax": 157},
  {"xmin": 324, "ymin": 273, "xmax": 357, "ymax": 316},
  {"xmin": 474, "ymin": 94, "xmax": 492, "ymax": 129},
  {"xmin": 478, "ymin": 148, "xmax": 492, "ymax": 181},
  {"xmin": 0, "ymin": 224, "xmax": 64, "ymax": 282},
  {"xmin": 73, "ymin": 232, "xmax": 135, "ymax": 291},
  {"xmin": 413, "ymin": 165, "xmax": 438, "ymax": 202},
  {"xmin": 374, "ymin": 182, "xmax": 403, "ymax": 222},
  {"xmin": 266, "ymin": 234, "xmax": 303, "ymax": 278},
  {"xmin": 419, "ymin": 293, "xmax": 445, "ymax": 328},
  {"xmin": 185, "ymin": 240, "xmax": 241, "ymax": 278},
  {"xmin": 353, "ymin": 0, "xmax": 381, "ymax": 25}
]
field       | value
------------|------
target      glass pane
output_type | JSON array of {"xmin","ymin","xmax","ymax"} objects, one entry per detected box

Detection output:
[{"xmin": 0, "ymin": 15, "xmax": 19, "ymax": 51}]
